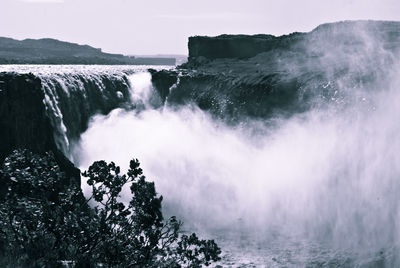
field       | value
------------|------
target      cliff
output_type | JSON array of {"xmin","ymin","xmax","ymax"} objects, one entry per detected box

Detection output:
[
  {"xmin": 0, "ymin": 73, "xmax": 52, "ymax": 159},
  {"xmin": 0, "ymin": 73, "xmax": 80, "ymax": 185},
  {"xmin": 188, "ymin": 33, "xmax": 304, "ymax": 61},
  {"xmin": 187, "ymin": 20, "xmax": 400, "ymax": 63},
  {"xmin": 0, "ymin": 70, "xmax": 134, "ymax": 186},
  {"xmin": 151, "ymin": 20, "xmax": 400, "ymax": 121}
]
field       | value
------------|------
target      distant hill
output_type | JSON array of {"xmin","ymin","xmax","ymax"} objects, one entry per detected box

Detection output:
[{"xmin": 0, "ymin": 37, "xmax": 176, "ymax": 65}]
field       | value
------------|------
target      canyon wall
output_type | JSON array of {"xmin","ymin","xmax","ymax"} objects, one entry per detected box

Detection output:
[
  {"xmin": 0, "ymin": 70, "xmax": 133, "ymax": 185},
  {"xmin": 152, "ymin": 21, "xmax": 400, "ymax": 122}
]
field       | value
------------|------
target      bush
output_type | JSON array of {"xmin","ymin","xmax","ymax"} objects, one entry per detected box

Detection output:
[
  {"xmin": 0, "ymin": 150, "xmax": 221, "ymax": 267},
  {"xmin": 0, "ymin": 150, "xmax": 86, "ymax": 267}
]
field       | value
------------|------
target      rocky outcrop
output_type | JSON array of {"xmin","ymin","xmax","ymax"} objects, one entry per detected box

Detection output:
[
  {"xmin": 0, "ymin": 70, "xmax": 134, "ymax": 185},
  {"xmin": 149, "ymin": 69, "xmax": 178, "ymax": 103},
  {"xmin": 187, "ymin": 21, "xmax": 400, "ymax": 63},
  {"xmin": 0, "ymin": 72, "xmax": 80, "ymax": 184},
  {"xmin": 188, "ymin": 33, "xmax": 304, "ymax": 61},
  {"xmin": 152, "ymin": 21, "xmax": 400, "ymax": 121},
  {"xmin": 0, "ymin": 73, "xmax": 51, "ymax": 158}
]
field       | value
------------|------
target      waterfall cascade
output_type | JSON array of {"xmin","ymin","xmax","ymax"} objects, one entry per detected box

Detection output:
[
  {"xmin": 0, "ymin": 65, "xmax": 168, "ymax": 159},
  {"xmin": 2, "ymin": 22, "xmax": 400, "ymax": 265},
  {"xmin": 74, "ymin": 65, "xmax": 400, "ymax": 266}
]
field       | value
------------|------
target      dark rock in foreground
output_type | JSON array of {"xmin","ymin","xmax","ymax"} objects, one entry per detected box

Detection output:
[
  {"xmin": 0, "ymin": 73, "xmax": 80, "ymax": 186},
  {"xmin": 0, "ymin": 71, "xmax": 134, "ymax": 186},
  {"xmin": 0, "ymin": 73, "xmax": 52, "ymax": 159}
]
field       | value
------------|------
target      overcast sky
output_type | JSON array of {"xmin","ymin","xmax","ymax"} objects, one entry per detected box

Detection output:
[{"xmin": 1, "ymin": 0, "xmax": 400, "ymax": 55}]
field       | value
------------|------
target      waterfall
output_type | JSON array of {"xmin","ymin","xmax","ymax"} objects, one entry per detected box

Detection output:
[
  {"xmin": 127, "ymin": 72, "xmax": 163, "ymax": 110},
  {"xmin": 73, "ymin": 67, "xmax": 400, "ymax": 265},
  {"xmin": 40, "ymin": 72, "xmax": 132, "ymax": 159},
  {"xmin": 2, "ymin": 55, "xmax": 399, "ymax": 265},
  {"xmin": 0, "ymin": 65, "xmax": 166, "ymax": 159}
]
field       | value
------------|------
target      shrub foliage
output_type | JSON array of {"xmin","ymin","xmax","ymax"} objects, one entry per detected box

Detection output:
[{"xmin": 0, "ymin": 150, "xmax": 221, "ymax": 267}]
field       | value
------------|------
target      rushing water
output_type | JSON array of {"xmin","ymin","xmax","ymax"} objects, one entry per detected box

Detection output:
[
  {"xmin": 72, "ymin": 67, "xmax": 400, "ymax": 267},
  {"xmin": 0, "ymin": 65, "xmax": 169, "ymax": 159},
  {"xmin": 3, "ymin": 63, "xmax": 400, "ymax": 266}
]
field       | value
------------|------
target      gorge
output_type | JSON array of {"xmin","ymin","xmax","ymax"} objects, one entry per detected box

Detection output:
[{"xmin": 1, "ymin": 20, "xmax": 400, "ymax": 266}]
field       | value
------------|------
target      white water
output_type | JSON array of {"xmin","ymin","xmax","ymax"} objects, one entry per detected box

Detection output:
[
  {"xmin": 127, "ymin": 72, "xmax": 163, "ymax": 109},
  {"xmin": 0, "ymin": 65, "xmax": 169, "ymax": 158},
  {"xmin": 73, "ymin": 68, "xmax": 400, "ymax": 266}
]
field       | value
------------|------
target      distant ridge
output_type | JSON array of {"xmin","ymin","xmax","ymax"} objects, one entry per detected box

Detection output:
[{"xmin": 0, "ymin": 37, "xmax": 176, "ymax": 65}]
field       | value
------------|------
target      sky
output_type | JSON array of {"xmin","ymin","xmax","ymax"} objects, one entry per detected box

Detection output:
[{"xmin": 1, "ymin": 0, "xmax": 400, "ymax": 55}]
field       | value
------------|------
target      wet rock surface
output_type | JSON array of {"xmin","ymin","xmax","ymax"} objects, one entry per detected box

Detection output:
[
  {"xmin": 0, "ymin": 70, "xmax": 133, "ymax": 187},
  {"xmin": 0, "ymin": 72, "xmax": 80, "ymax": 186},
  {"xmin": 151, "ymin": 21, "xmax": 400, "ymax": 122}
]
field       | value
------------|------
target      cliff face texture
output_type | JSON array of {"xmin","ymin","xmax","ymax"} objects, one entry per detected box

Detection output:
[
  {"xmin": 188, "ymin": 21, "xmax": 400, "ymax": 62},
  {"xmin": 2, "ymin": 20, "xmax": 400, "ymax": 184},
  {"xmin": 152, "ymin": 21, "xmax": 400, "ymax": 121},
  {"xmin": 0, "ymin": 70, "xmax": 134, "ymax": 185},
  {"xmin": 0, "ymin": 73, "xmax": 53, "ymax": 159},
  {"xmin": 188, "ymin": 33, "xmax": 304, "ymax": 61},
  {"xmin": 0, "ymin": 73, "xmax": 80, "ymax": 185}
]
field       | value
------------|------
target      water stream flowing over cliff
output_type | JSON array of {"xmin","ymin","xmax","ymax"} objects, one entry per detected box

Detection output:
[
  {"xmin": 2, "ymin": 62, "xmax": 400, "ymax": 265},
  {"xmin": 74, "ymin": 66, "xmax": 400, "ymax": 266},
  {"xmin": 72, "ymin": 22, "xmax": 400, "ymax": 266},
  {"xmin": 0, "ymin": 65, "xmax": 168, "ymax": 160},
  {"xmin": 2, "ymin": 21, "xmax": 400, "ymax": 266}
]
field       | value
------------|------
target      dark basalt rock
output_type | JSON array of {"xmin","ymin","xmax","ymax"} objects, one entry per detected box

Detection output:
[
  {"xmin": 0, "ymin": 71, "xmax": 133, "ymax": 189},
  {"xmin": 0, "ymin": 73, "xmax": 52, "ymax": 159},
  {"xmin": 0, "ymin": 72, "xmax": 80, "ymax": 186},
  {"xmin": 151, "ymin": 20, "xmax": 400, "ymax": 122},
  {"xmin": 149, "ymin": 69, "xmax": 178, "ymax": 103},
  {"xmin": 186, "ymin": 20, "xmax": 400, "ymax": 63},
  {"xmin": 187, "ymin": 33, "xmax": 305, "ymax": 62}
]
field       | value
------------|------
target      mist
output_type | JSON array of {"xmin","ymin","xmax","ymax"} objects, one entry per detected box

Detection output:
[
  {"xmin": 67, "ymin": 23, "xmax": 400, "ymax": 265},
  {"xmin": 74, "ymin": 71, "xmax": 399, "ymax": 252}
]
